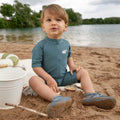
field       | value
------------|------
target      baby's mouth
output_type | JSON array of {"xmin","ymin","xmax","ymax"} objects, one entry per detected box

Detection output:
[{"xmin": 51, "ymin": 27, "xmax": 57, "ymax": 31}]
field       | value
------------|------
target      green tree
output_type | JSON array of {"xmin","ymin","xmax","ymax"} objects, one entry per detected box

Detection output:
[
  {"xmin": 0, "ymin": 0, "xmax": 41, "ymax": 28},
  {"xmin": 0, "ymin": 18, "xmax": 9, "ymax": 28},
  {"xmin": 83, "ymin": 18, "xmax": 104, "ymax": 24},
  {"xmin": 0, "ymin": 0, "xmax": 83, "ymax": 28},
  {"xmin": 82, "ymin": 19, "xmax": 90, "ymax": 24},
  {"xmin": 0, "ymin": 3, "xmax": 15, "ymax": 18},
  {"xmin": 31, "ymin": 11, "xmax": 41, "ymax": 26},
  {"xmin": 12, "ymin": 0, "xmax": 34, "ymax": 28},
  {"xmin": 104, "ymin": 17, "xmax": 120, "ymax": 24},
  {"xmin": 66, "ymin": 8, "xmax": 82, "ymax": 25},
  {"xmin": 96, "ymin": 18, "xmax": 104, "ymax": 24},
  {"xmin": 76, "ymin": 12, "xmax": 82, "ymax": 24}
]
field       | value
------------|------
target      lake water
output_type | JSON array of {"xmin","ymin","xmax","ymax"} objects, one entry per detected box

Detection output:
[{"xmin": 0, "ymin": 24, "xmax": 120, "ymax": 48}]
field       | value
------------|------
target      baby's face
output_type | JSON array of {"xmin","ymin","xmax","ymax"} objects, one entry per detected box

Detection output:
[{"xmin": 41, "ymin": 10, "xmax": 68, "ymax": 39}]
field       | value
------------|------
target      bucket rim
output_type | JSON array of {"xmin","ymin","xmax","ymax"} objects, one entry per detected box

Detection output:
[
  {"xmin": 0, "ymin": 70, "xmax": 27, "ymax": 82},
  {"xmin": 0, "ymin": 72, "xmax": 27, "ymax": 81}
]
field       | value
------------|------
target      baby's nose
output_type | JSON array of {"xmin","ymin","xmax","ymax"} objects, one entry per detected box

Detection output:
[{"xmin": 51, "ymin": 20, "xmax": 57, "ymax": 25}]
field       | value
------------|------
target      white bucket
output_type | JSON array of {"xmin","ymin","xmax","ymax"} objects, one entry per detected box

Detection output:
[{"xmin": 0, "ymin": 67, "xmax": 26, "ymax": 109}]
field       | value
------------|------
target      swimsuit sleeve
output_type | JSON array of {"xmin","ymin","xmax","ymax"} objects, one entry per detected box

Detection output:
[
  {"xmin": 32, "ymin": 42, "xmax": 43, "ymax": 68},
  {"xmin": 68, "ymin": 44, "xmax": 71, "ymax": 58}
]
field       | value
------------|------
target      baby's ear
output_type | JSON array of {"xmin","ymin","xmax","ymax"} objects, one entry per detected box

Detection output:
[
  {"xmin": 41, "ymin": 24, "xmax": 43, "ymax": 28},
  {"xmin": 64, "ymin": 23, "xmax": 68, "ymax": 31},
  {"xmin": 41, "ymin": 24, "xmax": 45, "ymax": 31}
]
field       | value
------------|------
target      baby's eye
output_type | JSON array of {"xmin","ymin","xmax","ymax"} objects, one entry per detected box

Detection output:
[
  {"xmin": 47, "ymin": 19, "xmax": 51, "ymax": 22},
  {"xmin": 56, "ymin": 19, "xmax": 61, "ymax": 21}
]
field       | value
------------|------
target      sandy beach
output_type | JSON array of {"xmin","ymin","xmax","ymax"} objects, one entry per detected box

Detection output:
[{"xmin": 0, "ymin": 42, "xmax": 120, "ymax": 120}]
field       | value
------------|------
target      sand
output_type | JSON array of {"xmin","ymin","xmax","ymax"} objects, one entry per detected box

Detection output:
[{"xmin": 0, "ymin": 42, "xmax": 120, "ymax": 120}]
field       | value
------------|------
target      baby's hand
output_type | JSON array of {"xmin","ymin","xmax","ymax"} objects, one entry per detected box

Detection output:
[
  {"xmin": 76, "ymin": 66, "xmax": 83, "ymax": 72},
  {"xmin": 47, "ymin": 79, "xmax": 59, "ymax": 93},
  {"xmin": 70, "ymin": 66, "xmax": 83, "ymax": 75}
]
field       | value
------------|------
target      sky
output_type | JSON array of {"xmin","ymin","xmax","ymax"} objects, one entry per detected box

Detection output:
[{"xmin": 0, "ymin": 0, "xmax": 120, "ymax": 19}]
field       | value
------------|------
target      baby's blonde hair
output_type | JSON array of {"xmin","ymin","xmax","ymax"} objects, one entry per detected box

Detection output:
[{"xmin": 40, "ymin": 4, "xmax": 68, "ymax": 24}]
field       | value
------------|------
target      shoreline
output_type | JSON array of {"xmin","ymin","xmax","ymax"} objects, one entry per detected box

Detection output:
[
  {"xmin": 0, "ymin": 42, "xmax": 120, "ymax": 120},
  {"xmin": 1, "ymin": 42, "xmax": 120, "ymax": 58}
]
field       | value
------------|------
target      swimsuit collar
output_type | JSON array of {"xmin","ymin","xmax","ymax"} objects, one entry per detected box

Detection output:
[{"xmin": 46, "ymin": 36, "xmax": 62, "ymax": 44}]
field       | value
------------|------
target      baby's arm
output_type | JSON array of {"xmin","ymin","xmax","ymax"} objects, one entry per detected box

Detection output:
[
  {"xmin": 33, "ymin": 67, "xmax": 59, "ymax": 93},
  {"xmin": 67, "ymin": 57, "xmax": 82, "ymax": 75}
]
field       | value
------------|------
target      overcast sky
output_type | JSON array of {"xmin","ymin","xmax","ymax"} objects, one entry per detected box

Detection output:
[{"xmin": 0, "ymin": 0, "xmax": 120, "ymax": 19}]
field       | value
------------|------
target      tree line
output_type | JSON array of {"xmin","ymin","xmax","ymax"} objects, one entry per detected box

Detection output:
[
  {"xmin": 0, "ymin": 0, "xmax": 82, "ymax": 28},
  {"xmin": 0, "ymin": 0, "xmax": 120, "ymax": 28},
  {"xmin": 82, "ymin": 17, "xmax": 120, "ymax": 24}
]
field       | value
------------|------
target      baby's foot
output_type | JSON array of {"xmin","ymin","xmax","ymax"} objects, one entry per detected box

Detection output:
[
  {"xmin": 82, "ymin": 92, "xmax": 116, "ymax": 109},
  {"xmin": 46, "ymin": 95, "xmax": 72, "ymax": 117}
]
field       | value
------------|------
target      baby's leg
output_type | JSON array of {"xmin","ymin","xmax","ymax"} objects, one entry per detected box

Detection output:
[
  {"xmin": 77, "ymin": 68, "xmax": 95, "ymax": 94},
  {"xmin": 77, "ymin": 68, "xmax": 116, "ymax": 109},
  {"xmin": 29, "ymin": 76, "xmax": 58, "ymax": 101},
  {"xmin": 29, "ymin": 76, "xmax": 72, "ymax": 117}
]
